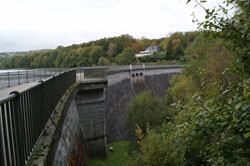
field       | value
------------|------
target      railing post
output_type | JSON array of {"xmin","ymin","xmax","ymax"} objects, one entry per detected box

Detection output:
[
  {"xmin": 0, "ymin": 105, "xmax": 7, "ymax": 165},
  {"xmin": 143, "ymin": 64, "xmax": 145, "ymax": 80},
  {"xmin": 7, "ymin": 72, "xmax": 10, "ymax": 87},
  {"xmin": 26, "ymin": 71, "xmax": 28, "ymax": 83},
  {"xmin": 80, "ymin": 68, "xmax": 82, "ymax": 82},
  {"xmin": 39, "ymin": 70, "xmax": 41, "ymax": 81},
  {"xmin": 33, "ymin": 70, "xmax": 35, "ymax": 82},
  {"xmin": 18, "ymin": 71, "xmax": 20, "ymax": 85},
  {"xmin": 9, "ymin": 91, "xmax": 24, "ymax": 165}
]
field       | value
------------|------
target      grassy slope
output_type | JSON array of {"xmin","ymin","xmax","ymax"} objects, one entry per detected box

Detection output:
[{"xmin": 87, "ymin": 141, "xmax": 130, "ymax": 166}]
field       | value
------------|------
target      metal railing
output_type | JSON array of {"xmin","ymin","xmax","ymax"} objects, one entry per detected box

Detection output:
[
  {"xmin": 0, "ymin": 68, "xmax": 70, "ymax": 89},
  {"xmin": 0, "ymin": 70, "xmax": 76, "ymax": 166}
]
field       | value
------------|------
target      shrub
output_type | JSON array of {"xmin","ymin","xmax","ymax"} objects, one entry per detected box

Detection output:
[{"xmin": 126, "ymin": 91, "xmax": 173, "ymax": 136}]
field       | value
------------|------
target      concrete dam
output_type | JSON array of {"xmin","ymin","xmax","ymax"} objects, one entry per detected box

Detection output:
[{"xmin": 0, "ymin": 65, "xmax": 181, "ymax": 166}]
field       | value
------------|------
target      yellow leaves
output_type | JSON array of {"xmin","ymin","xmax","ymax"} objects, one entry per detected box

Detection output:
[{"xmin": 135, "ymin": 124, "xmax": 144, "ymax": 140}]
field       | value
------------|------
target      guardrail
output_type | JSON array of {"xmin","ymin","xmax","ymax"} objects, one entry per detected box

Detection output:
[
  {"xmin": 0, "ymin": 68, "xmax": 70, "ymax": 89},
  {"xmin": 0, "ymin": 70, "xmax": 76, "ymax": 166}
]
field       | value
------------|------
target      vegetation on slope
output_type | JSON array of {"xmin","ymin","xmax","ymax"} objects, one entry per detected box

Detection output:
[{"xmin": 125, "ymin": 1, "xmax": 250, "ymax": 165}]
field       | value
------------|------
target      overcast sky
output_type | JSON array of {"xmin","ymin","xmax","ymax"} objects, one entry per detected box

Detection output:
[{"xmin": 0, "ymin": 0, "xmax": 219, "ymax": 52}]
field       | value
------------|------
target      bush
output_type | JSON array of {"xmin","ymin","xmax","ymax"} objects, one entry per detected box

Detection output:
[
  {"xmin": 126, "ymin": 91, "xmax": 173, "ymax": 137},
  {"xmin": 166, "ymin": 34, "xmax": 237, "ymax": 105},
  {"xmin": 131, "ymin": 75, "xmax": 250, "ymax": 166}
]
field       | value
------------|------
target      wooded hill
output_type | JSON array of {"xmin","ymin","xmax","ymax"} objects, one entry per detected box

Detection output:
[
  {"xmin": 0, "ymin": 32, "xmax": 199, "ymax": 69},
  {"xmin": 0, "ymin": 49, "xmax": 50, "ymax": 58}
]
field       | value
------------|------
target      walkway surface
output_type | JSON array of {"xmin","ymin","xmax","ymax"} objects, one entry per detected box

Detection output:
[{"xmin": 0, "ymin": 81, "xmax": 38, "ymax": 100}]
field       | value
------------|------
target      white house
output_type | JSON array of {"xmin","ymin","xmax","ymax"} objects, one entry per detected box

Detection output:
[{"xmin": 135, "ymin": 45, "xmax": 161, "ymax": 57}]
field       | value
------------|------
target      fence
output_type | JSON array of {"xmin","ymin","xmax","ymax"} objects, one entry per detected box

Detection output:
[
  {"xmin": 0, "ymin": 68, "xmax": 70, "ymax": 89},
  {"xmin": 0, "ymin": 70, "xmax": 76, "ymax": 166}
]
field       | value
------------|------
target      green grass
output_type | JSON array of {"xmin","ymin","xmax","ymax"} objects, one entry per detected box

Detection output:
[{"xmin": 87, "ymin": 141, "xmax": 130, "ymax": 166}]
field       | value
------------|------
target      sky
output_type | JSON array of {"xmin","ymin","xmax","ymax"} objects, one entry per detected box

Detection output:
[{"xmin": 0, "ymin": 0, "xmax": 219, "ymax": 52}]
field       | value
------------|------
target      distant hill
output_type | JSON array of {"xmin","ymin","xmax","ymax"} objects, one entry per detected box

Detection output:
[
  {"xmin": 0, "ymin": 32, "xmax": 199, "ymax": 69},
  {"xmin": 0, "ymin": 49, "xmax": 51, "ymax": 57}
]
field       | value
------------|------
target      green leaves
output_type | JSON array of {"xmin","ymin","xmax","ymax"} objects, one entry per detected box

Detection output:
[
  {"xmin": 115, "ymin": 47, "xmax": 135, "ymax": 65},
  {"xmin": 244, "ymin": 132, "xmax": 250, "ymax": 139},
  {"xmin": 235, "ymin": 102, "xmax": 243, "ymax": 110}
]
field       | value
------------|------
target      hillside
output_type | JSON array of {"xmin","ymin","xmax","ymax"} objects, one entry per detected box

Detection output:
[
  {"xmin": 0, "ymin": 32, "xmax": 199, "ymax": 69},
  {"xmin": 0, "ymin": 49, "xmax": 51, "ymax": 58}
]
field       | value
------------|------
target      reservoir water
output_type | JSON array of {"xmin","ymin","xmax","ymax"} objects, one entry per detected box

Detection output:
[{"xmin": 0, "ymin": 69, "xmax": 25, "ymax": 73}]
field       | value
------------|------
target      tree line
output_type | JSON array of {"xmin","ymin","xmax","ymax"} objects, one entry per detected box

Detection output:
[{"xmin": 0, "ymin": 32, "xmax": 199, "ymax": 69}]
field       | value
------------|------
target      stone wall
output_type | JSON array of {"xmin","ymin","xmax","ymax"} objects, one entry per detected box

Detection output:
[
  {"xmin": 50, "ymin": 81, "xmax": 108, "ymax": 165},
  {"xmin": 105, "ymin": 79, "xmax": 135, "ymax": 142},
  {"xmin": 144, "ymin": 73, "xmax": 178, "ymax": 98},
  {"xmin": 105, "ymin": 73, "xmax": 179, "ymax": 143},
  {"xmin": 29, "ymin": 84, "xmax": 88, "ymax": 166},
  {"xmin": 52, "ymin": 100, "xmax": 88, "ymax": 166}
]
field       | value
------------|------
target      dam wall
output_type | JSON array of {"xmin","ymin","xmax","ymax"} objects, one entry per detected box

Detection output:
[{"xmin": 105, "ymin": 72, "xmax": 179, "ymax": 142}]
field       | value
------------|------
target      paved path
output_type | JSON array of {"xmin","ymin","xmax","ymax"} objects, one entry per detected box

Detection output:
[{"xmin": 0, "ymin": 81, "xmax": 38, "ymax": 100}]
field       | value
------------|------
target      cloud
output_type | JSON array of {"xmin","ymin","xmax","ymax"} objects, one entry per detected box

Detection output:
[{"xmin": 0, "ymin": 0, "xmax": 219, "ymax": 52}]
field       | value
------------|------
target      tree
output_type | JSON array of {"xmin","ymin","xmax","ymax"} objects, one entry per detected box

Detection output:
[
  {"xmin": 89, "ymin": 46, "xmax": 104, "ymax": 65},
  {"xmin": 130, "ymin": 1, "xmax": 250, "ymax": 165},
  {"xmin": 115, "ymin": 47, "xmax": 135, "ymax": 65},
  {"xmin": 150, "ymin": 41, "xmax": 157, "ymax": 46},
  {"xmin": 107, "ymin": 42, "xmax": 117, "ymax": 58},
  {"xmin": 123, "ymin": 34, "xmax": 134, "ymax": 48},
  {"xmin": 126, "ymin": 91, "xmax": 171, "ymax": 136},
  {"xmin": 98, "ymin": 57, "xmax": 111, "ymax": 66},
  {"xmin": 188, "ymin": 0, "xmax": 250, "ymax": 74},
  {"xmin": 132, "ymin": 40, "xmax": 144, "ymax": 53},
  {"xmin": 76, "ymin": 47, "xmax": 90, "ymax": 67}
]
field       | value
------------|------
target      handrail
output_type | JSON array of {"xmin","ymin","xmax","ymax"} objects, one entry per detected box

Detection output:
[
  {"xmin": 0, "ymin": 68, "xmax": 70, "ymax": 89},
  {"xmin": 0, "ymin": 69, "xmax": 76, "ymax": 166}
]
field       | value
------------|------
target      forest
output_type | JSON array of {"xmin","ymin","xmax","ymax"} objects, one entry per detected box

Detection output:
[
  {"xmin": 0, "ymin": 32, "xmax": 199, "ymax": 69},
  {"xmin": 124, "ymin": 0, "xmax": 250, "ymax": 166}
]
